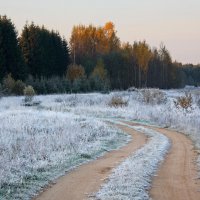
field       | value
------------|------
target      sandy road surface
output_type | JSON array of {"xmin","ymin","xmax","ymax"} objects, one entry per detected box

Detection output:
[
  {"xmin": 34, "ymin": 121, "xmax": 200, "ymax": 200},
  {"xmin": 150, "ymin": 127, "xmax": 200, "ymax": 200},
  {"xmin": 125, "ymin": 121, "xmax": 200, "ymax": 200},
  {"xmin": 33, "ymin": 124, "xmax": 147, "ymax": 200}
]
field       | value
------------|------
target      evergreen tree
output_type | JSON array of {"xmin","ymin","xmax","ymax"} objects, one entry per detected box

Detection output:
[
  {"xmin": 0, "ymin": 15, "xmax": 26, "ymax": 80},
  {"xmin": 19, "ymin": 23, "xmax": 70, "ymax": 78}
]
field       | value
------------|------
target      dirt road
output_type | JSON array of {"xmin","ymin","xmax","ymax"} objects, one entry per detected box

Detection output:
[
  {"xmin": 150, "ymin": 127, "xmax": 200, "ymax": 200},
  {"xmin": 125, "ymin": 121, "xmax": 200, "ymax": 200},
  {"xmin": 34, "ymin": 122, "xmax": 200, "ymax": 200},
  {"xmin": 33, "ymin": 124, "xmax": 147, "ymax": 200}
]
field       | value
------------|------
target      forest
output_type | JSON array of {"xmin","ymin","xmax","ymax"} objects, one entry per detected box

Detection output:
[{"xmin": 0, "ymin": 15, "xmax": 199, "ymax": 95}]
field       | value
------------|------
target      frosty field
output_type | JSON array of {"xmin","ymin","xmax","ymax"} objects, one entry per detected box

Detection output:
[{"xmin": 0, "ymin": 88, "xmax": 200, "ymax": 199}]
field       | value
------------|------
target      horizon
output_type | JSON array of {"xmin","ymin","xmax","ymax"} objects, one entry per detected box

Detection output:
[{"xmin": 1, "ymin": 0, "xmax": 200, "ymax": 64}]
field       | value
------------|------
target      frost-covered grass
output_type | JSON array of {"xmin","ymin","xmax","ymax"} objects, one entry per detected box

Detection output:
[
  {"xmin": 0, "ymin": 109, "xmax": 130, "ymax": 199},
  {"xmin": 35, "ymin": 89, "xmax": 200, "ymax": 176},
  {"xmin": 93, "ymin": 123, "xmax": 170, "ymax": 200},
  {"xmin": 35, "ymin": 90, "xmax": 200, "ymax": 150},
  {"xmin": 0, "ymin": 88, "xmax": 200, "ymax": 199}
]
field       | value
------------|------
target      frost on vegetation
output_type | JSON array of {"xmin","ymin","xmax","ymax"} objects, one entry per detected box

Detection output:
[
  {"xmin": 108, "ymin": 96, "xmax": 128, "ymax": 108},
  {"xmin": 1, "ymin": 88, "xmax": 200, "ymax": 199},
  {"xmin": 173, "ymin": 92, "xmax": 193, "ymax": 113},
  {"xmin": 191, "ymin": 89, "xmax": 200, "ymax": 108},
  {"xmin": 33, "ymin": 90, "xmax": 200, "ymax": 151},
  {"xmin": 0, "ymin": 110, "xmax": 129, "ymax": 199},
  {"xmin": 139, "ymin": 88, "xmax": 167, "ymax": 105},
  {"xmin": 24, "ymin": 85, "xmax": 35, "ymax": 102},
  {"xmin": 93, "ymin": 124, "xmax": 170, "ymax": 200}
]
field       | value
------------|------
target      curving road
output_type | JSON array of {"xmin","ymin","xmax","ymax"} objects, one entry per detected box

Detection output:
[
  {"xmin": 33, "ymin": 122, "xmax": 200, "ymax": 200},
  {"xmin": 126, "ymin": 121, "xmax": 200, "ymax": 200},
  {"xmin": 33, "ymin": 124, "xmax": 147, "ymax": 200},
  {"xmin": 150, "ymin": 127, "xmax": 200, "ymax": 200}
]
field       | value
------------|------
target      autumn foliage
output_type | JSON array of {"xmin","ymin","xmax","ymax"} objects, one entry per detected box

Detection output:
[
  {"xmin": 1, "ymin": 15, "xmax": 198, "ymax": 95},
  {"xmin": 66, "ymin": 64, "xmax": 85, "ymax": 82}
]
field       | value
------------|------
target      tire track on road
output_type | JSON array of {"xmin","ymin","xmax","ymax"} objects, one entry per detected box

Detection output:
[
  {"xmin": 33, "ymin": 124, "xmax": 147, "ymax": 200},
  {"xmin": 125, "ymin": 121, "xmax": 200, "ymax": 200}
]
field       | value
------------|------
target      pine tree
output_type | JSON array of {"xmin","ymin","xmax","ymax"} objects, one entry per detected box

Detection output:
[
  {"xmin": 0, "ymin": 15, "xmax": 26, "ymax": 80},
  {"xmin": 19, "ymin": 23, "xmax": 70, "ymax": 78}
]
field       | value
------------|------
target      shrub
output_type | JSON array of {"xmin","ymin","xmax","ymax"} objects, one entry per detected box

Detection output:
[
  {"xmin": 2, "ymin": 74, "xmax": 15, "ymax": 94},
  {"xmin": 108, "ymin": 96, "xmax": 128, "ymax": 108},
  {"xmin": 26, "ymin": 76, "xmax": 71, "ymax": 94},
  {"xmin": 174, "ymin": 92, "xmax": 193, "ymax": 113},
  {"xmin": 33, "ymin": 77, "xmax": 47, "ymax": 94},
  {"xmin": 72, "ymin": 78, "xmax": 82, "ymax": 93},
  {"xmin": 45, "ymin": 77, "xmax": 59, "ymax": 94},
  {"xmin": 66, "ymin": 64, "xmax": 85, "ymax": 82},
  {"xmin": 139, "ymin": 88, "xmax": 166, "ymax": 105},
  {"xmin": 24, "ymin": 86, "xmax": 35, "ymax": 103},
  {"xmin": 61, "ymin": 78, "xmax": 71, "ymax": 93},
  {"xmin": 12, "ymin": 80, "xmax": 26, "ymax": 95},
  {"xmin": 89, "ymin": 76, "xmax": 110, "ymax": 92}
]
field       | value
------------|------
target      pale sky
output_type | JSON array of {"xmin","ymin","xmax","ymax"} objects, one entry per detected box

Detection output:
[{"xmin": 1, "ymin": 0, "xmax": 200, "ymax": 64}]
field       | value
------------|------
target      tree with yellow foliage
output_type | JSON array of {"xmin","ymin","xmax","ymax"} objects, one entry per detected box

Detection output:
[
  {"xmin": 103, "ymin": 22, "xmax": 120, "ymax": 53},
  {"xmin": 133, "ymin": 41, "xmax": 152, "ymax": 87},
  {"xmin": 90, "ymin": 59, "xmax": 110, "ymax": 91},
  {"xmin": 70, "ymin": 22, "xmax": 120, "ymax": 74},
  {"xmin": 66, "ymin": 64, "xmax": 85, "ymax": 82},
  {"xmin": 91, "ymin": 59, "xmax": 107, "ymax": 80}
]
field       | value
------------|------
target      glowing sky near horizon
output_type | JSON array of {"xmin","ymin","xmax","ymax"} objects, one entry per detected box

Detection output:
[{"xmin": 1, "ymin": 0, "xmax": 200, "ymax": 64}]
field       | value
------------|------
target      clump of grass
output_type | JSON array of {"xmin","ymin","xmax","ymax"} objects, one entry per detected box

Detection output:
[
  {"xmin": 108, "ymin": 96, "xmax": 128, "ymax": 108},
  {"xmin": 24, "ymin": 85, "xmax": 35, "ymax": 103},
  {"xmin": 22, "ymin": 86, "xmax": 41, "ymax": 106},
  {"xmin": 139, "ymin": 88, "xmax": 166, "ymax": 105},
  {"xmin": 174, "ymin": 92, "xmax": 193, "ymax": 113},
  {"xmin": 80, "ymin": 153, "xmax": 91, "ymax": 159}
]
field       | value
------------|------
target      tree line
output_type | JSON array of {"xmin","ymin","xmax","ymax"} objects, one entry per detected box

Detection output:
[{"xmin": 0, "ymin": 15, "xmax": 199, "ymax": 95}]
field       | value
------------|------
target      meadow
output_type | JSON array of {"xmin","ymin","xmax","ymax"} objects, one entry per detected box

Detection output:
[{"xmin": 0, "ymin": 87, "xmax": 200, "ymax": 199}]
